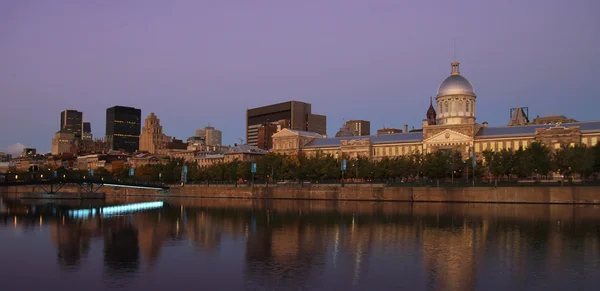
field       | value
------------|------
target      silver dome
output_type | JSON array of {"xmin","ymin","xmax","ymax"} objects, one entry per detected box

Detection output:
[{"xmin": 436, "ymin": 74, "xmax": 475, "ymax": 97}]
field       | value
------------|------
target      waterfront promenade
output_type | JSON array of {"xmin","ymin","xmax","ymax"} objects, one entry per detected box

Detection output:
[{"xmin": 2, "ymin": 183, "xmax": 600, "ymax": 204}]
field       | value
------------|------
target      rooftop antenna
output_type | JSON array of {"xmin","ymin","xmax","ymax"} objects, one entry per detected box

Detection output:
[{"xmin": 453, "ymin": 39, "xmax": 456, "ymax": 61}]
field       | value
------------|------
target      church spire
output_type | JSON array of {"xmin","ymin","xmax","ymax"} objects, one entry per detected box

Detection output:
[{"xmin": 426, "ymin": 96, "xmax": 437, "ymax": 125}]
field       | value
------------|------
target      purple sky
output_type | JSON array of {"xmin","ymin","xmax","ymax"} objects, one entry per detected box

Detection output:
[{"xmin": 1, "ymin": 0, "xmax": 599, "ymax": 154}]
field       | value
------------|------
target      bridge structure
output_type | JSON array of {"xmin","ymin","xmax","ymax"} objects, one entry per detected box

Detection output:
[{"xmin": 0, "ymin": 172, "xmax": 169, "ymax": 194}]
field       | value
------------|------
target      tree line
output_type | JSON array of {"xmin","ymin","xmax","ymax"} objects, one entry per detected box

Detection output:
[{"xmin": 125, "ymin": 142, "xmax": 600, "ymax": 184}]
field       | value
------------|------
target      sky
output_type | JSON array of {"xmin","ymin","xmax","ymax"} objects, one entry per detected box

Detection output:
[{"xmin": 1, "ymin": 0, "xmax": 599, "ymax": 154}]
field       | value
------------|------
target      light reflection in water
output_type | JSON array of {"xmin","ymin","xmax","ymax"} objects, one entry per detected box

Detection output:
[{"xmin": 0, "ymin": 198, "xmax": 600, "ymax": 291}]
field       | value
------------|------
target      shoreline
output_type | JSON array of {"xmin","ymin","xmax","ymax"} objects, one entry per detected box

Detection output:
[{"xmin": 2, "ymin": 184, "xmax": 600, "ymax": 204}]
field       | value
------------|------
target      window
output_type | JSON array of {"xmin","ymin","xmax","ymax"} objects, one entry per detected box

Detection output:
[
  {"xmin": 466, "ymin": 101, "xmax": 469, "ymax": 112},
  {"xmin": 522, "ymin": 140, "xmax": 528, "ymax": 149},
  {"xmin": 471, "ymin": 102, "xmax": 474, "ymax": 113},
  {"xmin": 458, "ymin": 101, "xmax": 463, "ymax": 112},
  {"xmin": 392, "ymin": 147, "xmax": 396, "ymax": 156},
  {"xmin": 490, "ymin": 143, "xmax": 495, "ymax": 151},
  {"xmin": 582, "ymin": 138, "xmax": 588, "ymax": 146},
  {"xmin": 445, "ymin": 102, "xmax": 449, "ymax": 113},
  {"xmin": 498, "ymin": 142, "xmax": 504, "ymax": 150},
  {"xmin": 513, "ymin": 141, "xmax": 519, "ymax": 149},
  {"xmin": 592, "ymin": 137, "xmax": 598, "ymax": 146},
  {"xmin": 475, "ymin": 143, "xmax": 480, "ymax": 152},
  {"xmin": 554, "ymin": 143, "xmax": 561, "ymax": 149},
  {"xmin": 386, "ymin": 147, "xmax": 389, "ymax": 156}
]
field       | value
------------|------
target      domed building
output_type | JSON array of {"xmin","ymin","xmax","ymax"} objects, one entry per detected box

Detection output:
[
  {"xmin": 272, "ymin": 59, "xmax": 600, "ymax": 160},
  {"xmin": 335, "ymin": 124, "xmax": 356, "ymax": 138},
  {"xmin": 435, "ymin": 61, "xmax": 476, "ymax": 125}
]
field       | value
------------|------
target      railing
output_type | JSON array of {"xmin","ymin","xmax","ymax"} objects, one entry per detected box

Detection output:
[{"xmin": 0, "ymin": 172, "xmax": 168, "ymax": 189}]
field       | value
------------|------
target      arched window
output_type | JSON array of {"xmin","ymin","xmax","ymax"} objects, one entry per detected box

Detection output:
[
  {"xmin": 445, "ymin": 102, "xmax": 449, "ymax": 113},
  {"xmin": 471, "ymin": 102, "xmax": 474, "ymax": 113},
  {"xmin": 466, "ymin": 101, "xmax": 469, "ymax": 112}
]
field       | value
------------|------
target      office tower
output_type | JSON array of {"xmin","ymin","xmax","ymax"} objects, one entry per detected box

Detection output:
[
  {"xmin": 246, "ymin": 101, "xmax": 327, "ymax": 146},
  {"xmin": 60, "ymin": 110, "xmax": 83, "ymax": 139},
  {"xmin": 139, "ymin": 112, "xmax": 168, "ymax": 153},
  {"xmin": 82, "ymin": 122, "xmax": 92, "ymax": 140},
  {"xmin": 51, "ymin": 130, "xmax": 75, "ymax": 155},
  {"xmin": 344, "ymin": 120, "xmax": 371, "ymax": 136},
  {"xmin": 105, "ymin": 106, "xmax": 142, "ymax": 153},
  {"xmin": 195, "ymin": 126, "xmax": 223, "ymax": 147}
]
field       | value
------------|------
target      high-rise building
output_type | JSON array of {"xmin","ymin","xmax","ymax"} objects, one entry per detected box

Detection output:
[
  {"xmin": 344, "ymin": 120, "xmax": 371, "ymax": 136},
  {"xmin": 105, "ymin": 106, "xmax": 141, "ymax": 153},
  {"xmin": 246, "ymin": 101, "xmax": 327, "ymax": 146},
  {"xmin": 196, "ymin": 126, "xmax": 222, "ymax": 147},
  {"xmin": 82, "ymin": 122, "xmax": 93, "ymax": 140},
  {"xmin": 139, "ymin": 112, "xmax": 168, "ymax": 154},
  {"xmin": 60, "ymin": 110, "xmax": 83, "ymax": 139},
  {"xmin": 51, "ymin": 130, "xmax": 75, "ymax": 155}
]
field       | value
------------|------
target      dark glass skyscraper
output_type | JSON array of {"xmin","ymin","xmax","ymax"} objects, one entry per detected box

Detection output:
[
  {"xmin": 60, "ymin": 110, "xmax": 83, "ymax": 139},
  {"xmin": 82, "ymin": 122, "xmax": 92, "ymax": 140},
  {"xmin": 105, "ymin": 106, "xmax": 141, "ymax": 153}
]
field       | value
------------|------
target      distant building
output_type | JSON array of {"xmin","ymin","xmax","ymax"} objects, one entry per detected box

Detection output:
[
  {"xmin": 51, "ymin": 130, "xmax": 75, "ymax": 155},
  {"xmin": 246, "ymin": 101, "xmax": 327, "ymax": 146},
  {"xmin": 196, "ymin": 144, "xmax": 268, "ymax": 167},
  {"xmin": 139, "ymin": 113, "xmax": 169, "ymax": 154},
  {"xmin": 0, "ymin": 152, "xmax": 11, "ymax": 162},
  {"xmin": 507, "ymin": 107, "xmax": 530, "ymax": 126},
  {"xmin": 335, "ymin": 124, "xmax": 356, "ymax": 138},
  {"xmin": 21, "ymin": 148, "xmax": 37, "ymax": 157},
  {"xmin": 377, "ymin": 128, "xmax": 403, "ymax": 135},
  {"xmin": 72, "ymin": 139, "xmax": 110, "ymax": 155},
  {"xmin": 532, "ymin": 115, "xmax": 577, "ymax": 125},
  {"xmin": 167, "ymin": 138, "xmax": 188, "ymax": 150},
  {"xmin": 60, "ymin": 110, "xmax": 83, "ymax": 139},
  {"xmin": 257, "ymin": 123, "xmax": 278, "ymax": 150},
  {"xmin": 345, "ymin": 120, "xmax": 371, "ymax": 136},
  {"xmin": 196, "ymin": 126, "xmax": 222, "ymax": 147},
  {"xmin": 82, "ymin": 122, "xmax": 92, "ymax": 140},
  {"xmin": 105, "ymin": 106, "xmax": 141, "ymax": 153}
]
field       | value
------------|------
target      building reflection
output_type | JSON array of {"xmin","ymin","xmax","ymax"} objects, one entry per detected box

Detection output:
[{"xmin": 2, "ymin": 197, "xmax": 600, "ymax": 289}]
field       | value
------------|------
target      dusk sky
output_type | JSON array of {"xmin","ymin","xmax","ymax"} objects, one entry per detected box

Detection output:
[{"xmin": 1, "ymin": 0, "xmax": 598, "ymax": 154}]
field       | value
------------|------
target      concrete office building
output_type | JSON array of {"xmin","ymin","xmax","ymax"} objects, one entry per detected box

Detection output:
[
  {"xmin": 105, "ymin": 106, "xmax": 142, "ymax": 153},
  {"xmin": 51, "ymin": 130, "xmax": 75, "ymax": 155},
  {"xmin": 246, "ymin": 101, "xmax": 326, "ymax": 146},
  {"xmin": 60, "ymin": 110, "xmax": 83, "ymax": 139},
  {"xmin": 345, "ymin": 120, "xmax": 371, "ymax": 136}
]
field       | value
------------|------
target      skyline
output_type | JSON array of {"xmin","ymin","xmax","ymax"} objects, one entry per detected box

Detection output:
[{"xmin": 2, "ymin": 0, "xmax": 599, "ymax": 154}]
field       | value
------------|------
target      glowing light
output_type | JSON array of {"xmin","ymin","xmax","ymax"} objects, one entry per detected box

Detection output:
[
  {"xmin": 102, "ymin": 183, "xmax": 165, "ymax": 190},
  {"xmin": 67, "ymin": 201, "xmax": 164, "ymax": 219}
]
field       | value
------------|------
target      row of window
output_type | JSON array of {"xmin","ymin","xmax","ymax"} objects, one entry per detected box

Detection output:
[
  {"xmin": 474, "ymin": 136, "xmax": 599, "ymax": 152},
  {"xmin": 438, "ymin": 100, "xmax": 474, "ymax": 114}
]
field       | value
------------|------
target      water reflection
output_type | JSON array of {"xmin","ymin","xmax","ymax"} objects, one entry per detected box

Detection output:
[{"xmin": 1, "ymin": 197, "xmax": 600, "ymax": 291}]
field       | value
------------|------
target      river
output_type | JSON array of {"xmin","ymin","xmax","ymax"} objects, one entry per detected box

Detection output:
[{"xmin": 1, "ymin": 196, "xmax": 599, "ymax": 291}]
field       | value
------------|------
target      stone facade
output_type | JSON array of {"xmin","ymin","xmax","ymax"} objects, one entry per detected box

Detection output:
[
  {"xmin": 272, "ymin": 60, "xmax": 600, "ymax": 160},
  {"xmin": 139, "ymin": 113, "xmax": 168, "ymax": 154}
]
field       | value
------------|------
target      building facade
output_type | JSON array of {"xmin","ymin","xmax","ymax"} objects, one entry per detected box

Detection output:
[
  {"xmin": 51, "ymin": 130, "xmax": 75, "ymax": 155},
  {"xmin": 60, "ymin": 110, "xmax": 83, "ymax": 139},
  {"xmin": 105, "ymin": 106, "xmax": 142, "ymax": 153},
  {"xmin": 82, "ymin": 122, "xmax": 92, "ymax": 140},
  {"xmin": 345, "ymin": 120, "xmax": 371, "ymax": 136},
  {"xmin": 246, "ymin": 101, "xmax": 327, "ymax": 146},
  {"xmin": 272, "ymin": 60, "xmax": 600, "ymax": 160},
  {"xmin": 139, "ymin": 113, "xmax": 168, "ymax": 154}
]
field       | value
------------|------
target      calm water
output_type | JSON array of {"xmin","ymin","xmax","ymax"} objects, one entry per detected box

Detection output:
[{"xmin": 1, "ymin": 196, "xmax": 600, "ymax": 291}]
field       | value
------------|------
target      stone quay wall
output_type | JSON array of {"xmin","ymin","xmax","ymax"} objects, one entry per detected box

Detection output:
[{"xmin": 2, "ymin": 184, "xmax": 600, "ymax": 204}]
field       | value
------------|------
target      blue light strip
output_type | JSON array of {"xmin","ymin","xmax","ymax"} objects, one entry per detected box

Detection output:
[
  {"xmin": 102, "ymin": 183, "xmax": 165, "ymax": 190},
  {"xmin": 67, "ymin": 201, "xmax": 164, "ymax": 219}
]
